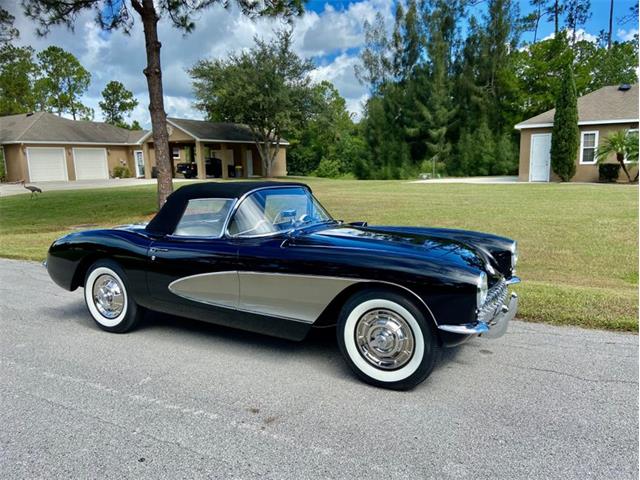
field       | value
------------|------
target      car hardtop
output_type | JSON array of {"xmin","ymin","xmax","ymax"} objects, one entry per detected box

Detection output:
[{"xmin": 145, "ymin": 181, "xmax": 311, "ymax": 236}]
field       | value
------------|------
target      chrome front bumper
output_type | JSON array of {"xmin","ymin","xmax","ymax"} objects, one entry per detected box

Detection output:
[{"xmin": 438, "ymin": 281, "xmax": 519, "ymax": 339}]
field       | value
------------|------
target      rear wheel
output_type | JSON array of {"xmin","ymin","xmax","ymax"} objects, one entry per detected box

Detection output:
[
  {"xmin": 83, "ymin": 260, "xmax": 142, "ymax": 333},
  {"xmin": 337, "ymin": 289, "xmax": 438, "ymax": 390}
]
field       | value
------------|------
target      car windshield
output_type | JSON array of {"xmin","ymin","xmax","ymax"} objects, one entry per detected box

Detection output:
[{"xmin": 227, "ymin": 187, "xmax": 333, "ymax": 237}]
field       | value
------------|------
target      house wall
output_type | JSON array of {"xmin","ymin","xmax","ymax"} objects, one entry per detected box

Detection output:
[
  {"xmin": 518, "ymin": 123, "xmax": 639, "ymax": 182},
  {"xmin": 1, "ymin": 143, "xmax": 136, "ymax": 182}
]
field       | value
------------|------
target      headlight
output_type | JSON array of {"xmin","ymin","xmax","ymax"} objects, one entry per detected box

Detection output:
[
  {"xmin": 476, "ymin": 272, "xmax": 488, "ymax": 308},
  {"xmin": 510, "ymin": 241, "xmax": 518, "ymax": 271}
]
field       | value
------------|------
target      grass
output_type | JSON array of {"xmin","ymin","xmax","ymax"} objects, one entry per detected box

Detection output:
[{"xmin": 0, "ymin": 178, "xmax": 637, "ymax": 332}]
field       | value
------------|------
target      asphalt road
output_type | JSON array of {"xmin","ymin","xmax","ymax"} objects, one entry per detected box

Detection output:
[{"xmin": 1, "ymin": 259, "xmax": 637, "ymax": 479}]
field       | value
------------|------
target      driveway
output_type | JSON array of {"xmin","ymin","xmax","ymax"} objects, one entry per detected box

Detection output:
[
  {"xmin": 411, "ymin": 176, "xmax": 519, "ymax": 184},
  {"xmin": 1, "ymin": 259, "xmax": 637, "ymax": 479},
  {"xmin": 0, "ymin": 178, "xmax": 193, "ymax": 197}
]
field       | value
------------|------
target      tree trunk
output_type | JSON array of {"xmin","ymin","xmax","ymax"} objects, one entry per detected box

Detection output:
[
  {"xmin": 554, "ymin": 0, "xmax": 559, "ymax": 35},
  {"xmin": 617, "ymin": 152, "xmax": 632, "ymax": 181},
  {"xmin": 533, "ymin": 6, "xmax": 541, "ymax": 43},
  {"xmin": 608, "ymin": 0, "xmax": 614, "ymax": 49},
  {"xmin": 133, "ymin": 0, "xmax": 173, "ymax": 208}
]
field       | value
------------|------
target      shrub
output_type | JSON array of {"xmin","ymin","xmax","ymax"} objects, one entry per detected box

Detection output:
[
  {"xmin": 314, "ymin": 157, "xmax": 342, "ymax": 178},
  {"xmin": 598, "ymin": 163, "xmax": 621, "ymax": 183},
  {"xmin": 112, "ymin": 166, "xmax": 131, "ymax": 178}
]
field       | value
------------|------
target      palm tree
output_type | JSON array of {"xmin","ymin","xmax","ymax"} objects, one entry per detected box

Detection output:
[{"xmin": 596, "ymin": 129, "xmax": 639, "ymax": 182}]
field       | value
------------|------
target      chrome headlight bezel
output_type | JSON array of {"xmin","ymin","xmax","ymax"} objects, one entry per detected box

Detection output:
[
  {"xmin": 476, "ymin": 271, "xmax": 488, "ymax": 308},
  {"xmin": 510, "ymin": 241, "xmax": 518, "ymax": 271}
]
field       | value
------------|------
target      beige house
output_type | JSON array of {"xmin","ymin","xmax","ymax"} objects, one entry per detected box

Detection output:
[
  {"xmin": 139, "ymin": 117, "xmax": 288, "ymax": 180},
  {"xmin": 515, "ymin": 84, "xmax": 639, "ymax": 182},
  {"xmin": 0, "ymin": 112, "xmax": 287, "ymax": 182}
]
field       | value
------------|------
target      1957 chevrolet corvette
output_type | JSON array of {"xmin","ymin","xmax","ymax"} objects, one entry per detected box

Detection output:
[{"xmin": 46, "ymin": 181, "xmax": 520, "ymax": 389}]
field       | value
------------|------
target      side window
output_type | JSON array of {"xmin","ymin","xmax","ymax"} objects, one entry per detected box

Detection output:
[
  {"xmin": 579, "ymin": 131, "xmax": 598, "ymax": 164},
  {"xmin": 173, "ymin": 198, "xmax": 234, "ymax": 238}
]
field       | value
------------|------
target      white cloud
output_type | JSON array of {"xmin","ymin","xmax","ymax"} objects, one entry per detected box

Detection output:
[
  {"xmin": 617, "ymin": 28, "xmax": 638, "ymax": 42},
  {"xmin": 6, "ymin": 1, "xmax": 389, "ymax": 125},
  {"xmin": 541, "ymin": 28, "xmax": 599, "ymax": 43}
]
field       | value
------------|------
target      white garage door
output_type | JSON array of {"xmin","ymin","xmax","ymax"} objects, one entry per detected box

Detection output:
[
  {"xmin": 27, "ymin": 147, "xmax": 67, "ymax": 182},
  {"xmin": 73, "ymin": 148, "xmax": 109, "ymax": 180}
]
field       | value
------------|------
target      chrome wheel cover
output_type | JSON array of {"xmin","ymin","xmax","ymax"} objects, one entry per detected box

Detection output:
[
  {"xmin": 355, "ymin": 308, "xmax": 415, "ymax": 370},
  {"xmin": 92, "ymin": 274, "xmax": 125, "ymax": 319}
]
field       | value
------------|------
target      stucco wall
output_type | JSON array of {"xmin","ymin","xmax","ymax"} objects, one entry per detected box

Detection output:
[
  {"xmin": 2, "ymin": 143, "xmax": 137, "ymax": 182},
  {"xmin": 518, "ymin": 123, "xmax": 639, "ymax": 182}
]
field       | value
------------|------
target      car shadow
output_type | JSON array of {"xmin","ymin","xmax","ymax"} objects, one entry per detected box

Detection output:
[{"xmin": 62, "ymin": 301, "xmax": 467, "ymax": 388}]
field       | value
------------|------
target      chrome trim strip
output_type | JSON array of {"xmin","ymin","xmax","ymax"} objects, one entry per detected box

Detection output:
[
  {"xmin": 166, "ymin": 270, "xmax": 439, "ymax": 327},
  {"xmin": 438, "ymin": 322, "xmax": 490, "ymax": 335}
]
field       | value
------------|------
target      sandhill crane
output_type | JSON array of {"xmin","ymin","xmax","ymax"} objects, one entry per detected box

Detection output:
[{"xmin": 21, "ymin": 180, "xmax": 42, "ymax": 198}]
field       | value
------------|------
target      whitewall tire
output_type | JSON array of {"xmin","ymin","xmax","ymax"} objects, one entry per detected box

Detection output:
[
  {"xmin": 84, "ymin": 260, "xmax": 142, "ymax": 333},
  {"xmin": 337, "ymin": 289, "xmax": 438, "ymax": 390}
]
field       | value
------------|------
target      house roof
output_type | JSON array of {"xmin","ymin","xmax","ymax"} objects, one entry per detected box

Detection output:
[
  {"xmin": 140, "ymin": 117, "xmax": 289, "ymax": 145},
  {"xmin": 515, "ymin": 84, "xmax": 640, "ymax": 129},
  {"xmin": 0, "ymin": 112, "xmax": 148, "ymax": 144}
]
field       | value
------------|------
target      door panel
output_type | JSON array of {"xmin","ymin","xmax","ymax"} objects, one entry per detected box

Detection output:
[
  {"xmin": 530, "ymin": 134, "xmax": 551, "ymax": 182},
  {"xmin": 146, "ymin": 237, "xmax": 238, "ymax": 312}
]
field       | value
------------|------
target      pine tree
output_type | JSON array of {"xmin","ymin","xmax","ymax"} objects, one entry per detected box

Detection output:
[{"xmin": 550, "ymin": 65, "xmax": 579, "ymax": 181}]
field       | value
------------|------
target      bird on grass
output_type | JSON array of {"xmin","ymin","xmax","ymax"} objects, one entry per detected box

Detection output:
[{"xmin": 21, "ymin": 180, "xmax": 43, "ymax": 198}]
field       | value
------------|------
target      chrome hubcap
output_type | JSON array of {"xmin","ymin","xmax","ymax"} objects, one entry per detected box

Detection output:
[
  {"xmin": 355, "ymin": 309, "xmax": 415, "ymax": 370},
  {"xmin": 92, "ymin": 274, "xmax": 124, "ymax": 319}
]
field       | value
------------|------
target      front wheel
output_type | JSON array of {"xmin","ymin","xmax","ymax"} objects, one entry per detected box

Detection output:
[
  {"xmin": 337, "ymin": 289, "xmax": 438, "ymax": 390},
  {"xmin": 84, "ymin": 260, "xmax": 143, "ymax": 333}
]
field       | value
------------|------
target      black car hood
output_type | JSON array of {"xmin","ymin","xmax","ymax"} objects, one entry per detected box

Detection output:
[{"xmin": 290, "ymin": 223, "xmax": 493, "ymax": 274}]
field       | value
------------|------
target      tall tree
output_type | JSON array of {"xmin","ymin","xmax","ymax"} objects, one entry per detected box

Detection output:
[
  {"xmin": 35, "ymin": 46, "xmax": 91, "ymax": 119},
  {"xmin": 564, "ymin": 0, "xmax": 591, "ymax": 44},
  {"xmin": 191, "ymin": 30, "xmax": 314, "ymax": 177},
  {"xmin": 550, "ymin": 65, "xmax": 579, "ymax": 181},
  {"xmin": 607, "ymin": 0, "xmax": 614, "ymax": 49},
  {"xmin": 0, "ymin": 7, "xmax": 19, "ymax": 43},
  {"xmin": 23, "ymin": 0, "xmax": 303, "ymax": 207},
  {"xmin": 0, "ymin": 44, "xmax": 37, "ymax": 115},
  {"xmin": 355, "ymin": 13, "xmax": 394, "ymax": 93},
  {"xmin": 99, "ymin": 81, "xmax": 139, "ymax": 128}
]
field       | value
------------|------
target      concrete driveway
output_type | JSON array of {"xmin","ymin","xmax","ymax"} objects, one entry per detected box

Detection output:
[
  {"xmin": 1, "ymin": 259, "xmax": 637, "ymax": 479},
  {"xmin": 411, "ymin": 176, "xmax": 519, "ymax": 184}
]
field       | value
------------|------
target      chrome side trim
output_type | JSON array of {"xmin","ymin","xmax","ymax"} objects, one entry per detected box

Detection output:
[{"xmin": 166, "ymin": 270, "xmax": 439, "ymax": 327}]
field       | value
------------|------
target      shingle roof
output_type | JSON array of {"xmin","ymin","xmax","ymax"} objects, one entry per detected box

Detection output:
[
  {"xmin": 166, "ymin": 117, "xmax": 289, "ymax": 145},
  {"xmin": 515, "ymin": 84, "xmax": 639, "ymax": 129},
  {"xmin": 0, "ymin": 112, "xmax": 148, "ymax": 144}
]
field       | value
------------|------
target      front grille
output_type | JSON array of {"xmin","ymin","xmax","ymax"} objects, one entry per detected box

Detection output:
[{"xmin": 477, "ymin": 278, "xmax": 508, "ymax": 324}]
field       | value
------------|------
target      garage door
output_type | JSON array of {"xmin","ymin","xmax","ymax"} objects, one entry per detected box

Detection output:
[
  {"xmin": 27, "ymin": 147, "xmax": 67, "ymax": 182},
  {"xmin": 73, "ymin": 148, "xmax": 109, "ymax": 180}
]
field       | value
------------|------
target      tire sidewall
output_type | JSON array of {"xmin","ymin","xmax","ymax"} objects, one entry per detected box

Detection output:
[
  {"xmin": 84, "ymin": 260, "xmax": 140, "ymax": 333},
  {"xmin": 337, "ymin": 289, "xmax": 438, "ymax": 390}
]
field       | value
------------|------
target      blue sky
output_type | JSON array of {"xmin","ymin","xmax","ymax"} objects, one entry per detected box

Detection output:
[{"xmin": 7, "ymin": 0, "xmax": 639, "ymax": 126}]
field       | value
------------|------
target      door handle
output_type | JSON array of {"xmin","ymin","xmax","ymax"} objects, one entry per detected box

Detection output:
[{"xmin": 149, "ymin": 247, "xmax": 169, "ymax": 260}]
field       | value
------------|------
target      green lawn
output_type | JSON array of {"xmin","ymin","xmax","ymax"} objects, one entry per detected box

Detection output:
[{"xmin": 0, "ymin": 178, "xmax": 637, "ymax": 331}]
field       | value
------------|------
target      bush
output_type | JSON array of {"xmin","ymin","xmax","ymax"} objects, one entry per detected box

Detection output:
[
  {"xmin": 112, "ymin": 166, "xmax": 131, "ymax": 178},
  {"xmin": 598, "ymin": 163, "xmax": 620, "ymax": 183},
  {"xmin": 314, "ymin": 157, "xmax": 342, "ymax": 178}
]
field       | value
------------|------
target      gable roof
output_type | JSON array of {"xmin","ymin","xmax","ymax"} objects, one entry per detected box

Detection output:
[
  {"xmin": 140, "ymin": 117, "xmax": 289, "ymax": 145},
  {"xmin": 0, "ymin": 112, "xmax": 148, "ymax": 144},
  {"xmin": 515, "ymin": 84, "xmax": 639, "ymax": 129}
]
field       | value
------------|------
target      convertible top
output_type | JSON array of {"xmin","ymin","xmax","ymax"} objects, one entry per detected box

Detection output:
[{"xmin": 145, "ymin": 181, "xmax": 309, "ymax": 235}]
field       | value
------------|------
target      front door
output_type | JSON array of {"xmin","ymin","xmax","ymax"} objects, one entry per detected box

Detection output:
[
  {"xmin": 134, "ymin": 150, "xmax": 145, "ymax": 178},
  {"xmin": 530, "ymin": 133, "xmax": 551, "ymax": 182}
]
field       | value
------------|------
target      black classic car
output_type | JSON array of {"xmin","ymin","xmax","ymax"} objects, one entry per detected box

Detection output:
[{"xmin": 46, "ymin": 181, "xmax": 520, "ymax": 389}]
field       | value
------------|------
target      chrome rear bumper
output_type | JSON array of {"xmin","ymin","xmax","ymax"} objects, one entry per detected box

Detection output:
[{"xmin": 438, "ymin": 292, "xmax": 518, "ymax": 339}]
